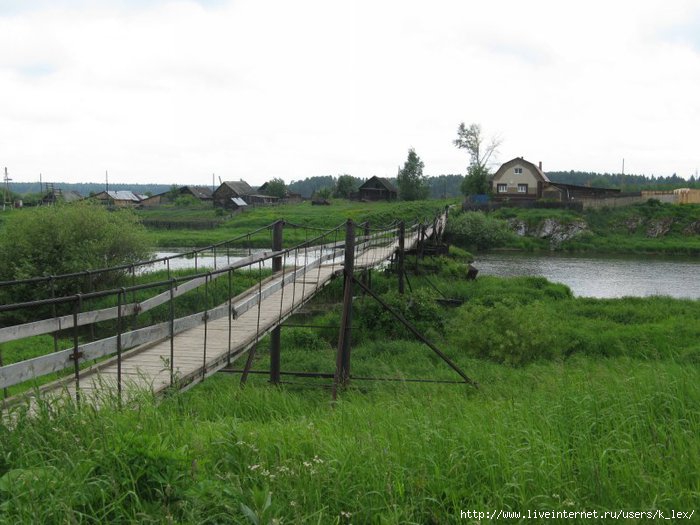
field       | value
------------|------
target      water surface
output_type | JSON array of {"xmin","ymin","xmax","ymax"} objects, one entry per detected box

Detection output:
[{"xmin": 474, "ymin": 252, "xmax": 700, "ymax": 299}]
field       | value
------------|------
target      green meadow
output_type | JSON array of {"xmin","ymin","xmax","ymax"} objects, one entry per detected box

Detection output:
[
  {"xmin": 138, "ymin": 199, "xmax": 454, "ymax": 248},
  {"xmin": 1, "ymin": 250, "xmax": 698, "ymax": 524}
]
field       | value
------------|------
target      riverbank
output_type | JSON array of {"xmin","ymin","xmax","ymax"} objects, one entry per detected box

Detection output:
[
  {"xmin": 1, "ymin": 251, "xmax": 698, "ymax": 522},
  {"xmin": 450, "ymin": 201, "xmax": 700, "ymax": 255}
]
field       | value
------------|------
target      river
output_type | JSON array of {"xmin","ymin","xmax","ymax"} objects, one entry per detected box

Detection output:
[
  {"xmin": 150, "ymin": 249, "xmax": 700, "ymax": 300},
  {"xmin": 473, "ymin": 252, "xmax": 700, "ymax": 299}
]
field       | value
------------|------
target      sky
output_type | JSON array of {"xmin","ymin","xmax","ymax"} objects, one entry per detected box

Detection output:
[{"xmin": 2, "ymin": 0, "xmax": 700, "ymax": 187}]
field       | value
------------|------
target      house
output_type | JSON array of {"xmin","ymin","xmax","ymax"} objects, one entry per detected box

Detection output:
[
  {"xmin": 213, "ymin": 180, "xmax": 254, "ymax": 208},
  {"xmin": 180, "ymin": 185, "xmax": 213, "ymax": 201},
  {"xmin": 358, "ymin": 176, "xmax": 398, "ymax": 201},
  {"xmin": 92, "ymin": 190, "xmax": 143, "ymax": 207},
  {"xmin": 491, "ymin": 158, "xmax": 620, "ymax": 202},
  {"xmin": 40, "ymin": 188, "xmax": 83, "ymax": 205},
  {"xmin": 140, "ymin": 185, "xmax": 214, "ymax": 207},
  {"xmin": 490, "ymin": 158, "xmax": 549, "ymax": 201}
]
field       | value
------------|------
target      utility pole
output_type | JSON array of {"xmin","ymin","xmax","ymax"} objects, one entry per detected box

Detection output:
[
  {"xmin": 621, "ymin": 158, "xmax": 625, "ymax": 192},
  {"xmin": 3, "ymin": 167, "xmax": 12, "ymax": 211},
  {"xmin": 105, "ymin": 170, "xmax": 109, "ymax": 193}
]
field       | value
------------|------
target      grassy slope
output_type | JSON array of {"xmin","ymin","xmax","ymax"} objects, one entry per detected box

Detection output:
[
  {"xmin": 1, "ymin": 259, "xmax": 699, "ymax": 523},
  {"xmin": 140, "ymin": 199, "xmax": 454, "ymax": 248},
  {"xmin": 492, "ymin": 202, "xmax": 700, "ymax": 254}
]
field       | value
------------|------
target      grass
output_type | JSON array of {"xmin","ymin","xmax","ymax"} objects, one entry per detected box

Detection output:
[
  {"xmin": 140, "ymin": 199, "xmax": 453, "ymax": 248},
  {"xmin": 1, "ymin": 249, "xmax": 699, "ymax": 523}
]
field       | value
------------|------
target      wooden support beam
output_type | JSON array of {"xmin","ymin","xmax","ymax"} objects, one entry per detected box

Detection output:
[
  {"xmin": 333, "ymin": 219, "xmax": 355, "ymax": 400},
  {"xmin": 270, "ymin": 220, "xmax": 283, "ymax": 385}
]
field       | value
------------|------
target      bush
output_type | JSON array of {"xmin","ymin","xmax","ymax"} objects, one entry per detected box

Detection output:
[
  {"xmin": 0, "ymin": 203, "xmax": 151, "ymax": 300},
  {"xmin": 449, "ymin": 300, "xmax": 559, "ymax": 365},
  {"xmin": 446, "ymin": 211, "xmax": 514, "ymax": 250},
  {"xmin": 354, "ymin": 288, "xmax": 443, "ymax": 342}
]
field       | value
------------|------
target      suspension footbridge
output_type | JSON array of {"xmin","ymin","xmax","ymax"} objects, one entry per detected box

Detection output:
[{"xmin": 0, "ymin": 210, "xmax": 454, "ymax": 409}]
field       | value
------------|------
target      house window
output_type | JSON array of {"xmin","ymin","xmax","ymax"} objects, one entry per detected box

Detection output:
[
  {"xmin": 514, "ymin": 167, "xmax": 523, "ymax": 175},
  {"xmin": 497, "ymin": 184, "xmax": 508, "ymax": 193},
  {"xmin": 517, "ymin": 184, "xmax": 528, "ymax": 193}
]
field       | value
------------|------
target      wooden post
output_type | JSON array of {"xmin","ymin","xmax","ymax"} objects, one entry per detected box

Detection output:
[
  {"xmin": 361, "ymin": 222, "xmax": 370, "ymax": 289},
  {"xmin": 398, "ymin": 220, "xmax": 405, "ymax": 295},
  {"xmin": 270, "ymin": 220, "xmax": 283, "ymax": 384},
  {"xmin": 333, "ymin": 219, "xmax": 355, "ymax": 399}
]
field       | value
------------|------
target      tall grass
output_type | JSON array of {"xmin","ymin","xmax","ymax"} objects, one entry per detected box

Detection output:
[{"xmin": 1, "ymin": 253, "xmax": 698, "ymax": 523}]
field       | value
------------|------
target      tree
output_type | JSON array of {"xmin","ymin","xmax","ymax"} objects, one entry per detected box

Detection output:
[
  {"xmin": 454, "ymin": 122, "xmax": 502, "ymax": 196},
  {"xmin": 397, "ymin": 148, "xmax": 429, "ymax": 201},
  {"xmin": 0, "ymin": 202, "xmax": 151, "ymax": 300},
  {"xmin": 264, "ymin": 178, "xmax": 287, "ymax": 199},
  {"xmin": 334, "ymin": 174, "xmax": 357, "ymax": 199},
  {"xmin": 460, "ymin": 164, "xmax": 491, "ymax": 195}
]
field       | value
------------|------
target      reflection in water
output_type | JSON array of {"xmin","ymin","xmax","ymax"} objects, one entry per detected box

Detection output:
[{"xmin": 474, "ymin": 253, "xmax": 700, "ymax": 299}]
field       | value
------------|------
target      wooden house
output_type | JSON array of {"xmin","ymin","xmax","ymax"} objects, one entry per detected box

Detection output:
[
  {"xmin": 92, "ymin": 190, "xmax": 143, "ymax": 207},
  {"xmin": 358, "ymin": 176, "xmax": 398, "ymax": 201},
  {"xmin": 213, "ymin": 180, "xmax": 254, "ymax": 208}
]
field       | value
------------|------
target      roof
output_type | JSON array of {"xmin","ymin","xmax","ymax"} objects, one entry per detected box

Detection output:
[
  {"xmin": 359, "ymin": 176, "xmax": 398, "ymax": 192},
  {"xmin": 492, "ymin": 158, "xmax": 550, "ymax": 183},
  {"xmin": 231, "ymin": 197, "xmax": 248, "ymax": 206},
  {"xmin": 182, "ymin": 186, "xmax": 213, "ymax": 199},
  {"xmin": 96, "ymin": 191, "xmax": 143, "ymax": 202},
  {"xmin": 219, "ymin": 180, "xmax": 253, "ymax": 195}
]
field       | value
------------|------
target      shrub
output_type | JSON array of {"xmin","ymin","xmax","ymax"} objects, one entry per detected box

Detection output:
[
  {"xmin": 0, "ymin": 202, "xmax": 151, "ymax": 301},
  {"xmin": 449, "ymin": 300, "xmax": 560, "ymax": 365},
  {"xmin": 446, "ymin": 211, "xmax": 514, "ymax": 250}
]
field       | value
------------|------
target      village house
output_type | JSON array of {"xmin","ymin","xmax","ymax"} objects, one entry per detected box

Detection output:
[
  {"xmin": 140, "ymin": 185, "xmax": 214, "ymax": 207},
  {"xmin": 358, "ymin": 176, "xmax": 398, "ymax": 201},
  {"xmin": 213, "ymin": 180, "xmax": 254, "ymax": 208},
  {"xmin": 491, "ymin": 158, "xmax": 620, "ymax": 202},
  {"xmin": 92, "ymin": 190, "xmax": 144, "ymax": 207}
]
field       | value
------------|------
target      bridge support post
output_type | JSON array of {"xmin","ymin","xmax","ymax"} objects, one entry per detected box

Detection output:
[
  {"xmin": 270, "ymin": 220, "xmax": 284, "ymax": 385},
  {"xmin": 333, "ymin": 219, "xmax": 355, "ymax": 399},
  {"xmin": 398, "ymin": 221, "xmax": 405, "ymax": 295}
]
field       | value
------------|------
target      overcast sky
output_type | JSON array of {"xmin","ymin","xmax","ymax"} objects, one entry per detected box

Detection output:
[{"xmin": 2, "ymin": 0, "xmax": 700, "ymax": 187}]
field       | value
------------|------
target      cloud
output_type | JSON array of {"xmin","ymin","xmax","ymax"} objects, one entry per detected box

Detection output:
[{"xmin": 1, "ymin": 0, "xmax": 699, "ymax": 184}]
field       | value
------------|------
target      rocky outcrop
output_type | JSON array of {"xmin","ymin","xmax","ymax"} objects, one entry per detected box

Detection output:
[
  {"xmin": 508, "ymin": 218, "xmax": 589, "ymax": 248},
  {"xmin": 646, "ymin": 218, "xmax": 673, "ymax": 238},
  {"xmin": 683, "ymin": 220, "xmax": 700, "ymax": 236},
  {"xmin": 624, "ymin": 217, "xmax": 643, "ymax": 233}
]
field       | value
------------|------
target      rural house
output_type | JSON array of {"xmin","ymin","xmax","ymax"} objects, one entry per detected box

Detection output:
[
  {"xmin": 213, "ymin": 180, "xmax": 254, "ymax": 208},
  {"xmin": 140, "ymin": 185, "xmax": 214, "ymax": 207},
  {"xmin": 92, "ymin": 190, "xmax": 144, "ymax": 207},
  {"xmin": 491, "ymin": 158, "xmax": 620, "ymax": 202},
  {"xmin": 358, "ymin": 176, "xmax": 398, "ymax": 201},
  {"xmin": 490, "ymin": 158, "xmax": 549, "ymax": 201}
]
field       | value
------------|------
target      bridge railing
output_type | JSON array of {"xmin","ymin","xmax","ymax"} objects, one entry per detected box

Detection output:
[{"xmin": 0, "ymin": 216, "xmax": 420, "ymax": 402}]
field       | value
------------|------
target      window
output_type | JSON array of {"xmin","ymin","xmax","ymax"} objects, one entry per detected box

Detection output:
[
  {"xmin": 514, "ymin": 167, "xmax": 523, "ymax": 175},
  {"xmin": 517, "ymin": 184, "xmax": 528, "ymax": 193},
  {"xmin": 497, "ymin": 183, "xmax": 508, "ymax": 193}
]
